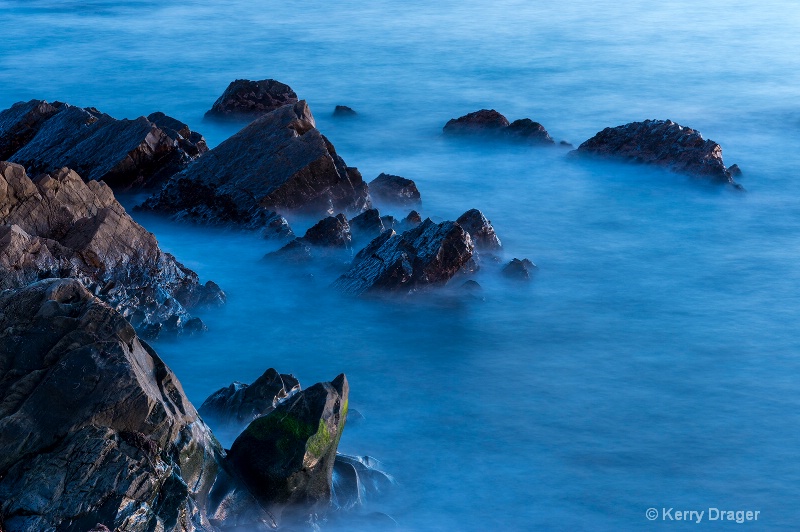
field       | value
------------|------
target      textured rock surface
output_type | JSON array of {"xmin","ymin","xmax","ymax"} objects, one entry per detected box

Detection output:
[
  {"xmin": 572, "ymin": 119, "xmax": 740, "ymax": 184},
  {"xmin": 227, "ymin": 374, "xmax": 349, "ymax": 520},
  {"xmin": 0, "ymin": 99, "xmax": 207, "ymax": 190},
  {"xmin": 443, "ymin": 109, "xmax": 554, "ymax": 144},
  {"xmin": 0, "ymin": 161, "xmax": 223, "ymax": 336},
  {"xmin": 333, "ymin": 218, "xmax": 475, "ymax": 296},
  {"xmin": 143, "ymin": 101, "xmax": 370, "ymax": 226},
  {"xmin": 456, "ymin": 209, "xmax": 502, "ymax": 250},
  {"xmin": 502, "ymin": 258, "xmax": 537, "ymax": 280},
  {"xmin": 204, "ymin": 79, "xmax": 298, "ymax": 121},
  {"xmin": 368, "ymin": 173, "xmax": 421, "ymax": 207}
]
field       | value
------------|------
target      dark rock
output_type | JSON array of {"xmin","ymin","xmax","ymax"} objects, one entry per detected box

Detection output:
[
  {"xmin": 333, "ymin": 218, "xmax": 475, "ymax": 296},
  {"xmin": 265, "ymin": 214, "xmax": 352, "ymax": 262},
  {"xmin": 368, "ymin": 173, "xmax": 421, "ymax": 207},
  {"xmin": 87, "ymin": 525, "xmax": 112, "ymax": 532},
  {"xmin": 333, "ymin": 105, "xmax": 357, "ymax": 117},
  {"xmin": 143, "ymin": 101, "xmax": 370, "ymax": 225},
  {"xmin": 349, "ymin": 208, "xmax": 385, "ymax": 244},
  {"xmin": 404, "ymin": 210, "xmax": 423, "ymax": 227},
  {"xmin": 0, "ymin": 161, "xmax": 223, "ymax": 336},
  {"xmin": 728, "ymin": 163, "xmax": 742, "ymax": 177},
  {"xmin": 0, "ymin": 99, "xmax": 207, "ymax": 190},
  {"xmin": 560, "ymin": 140, "xmax": 574, "ymax": 147},
  {"xmin": 461, "ymin": 279, "xmax": 482, "ymax": 292},
  {"xmin": 456, "ymin": 209, "xmax": 502, "ymax": 250},
  {"xmin": 502, "ymin": 258, "xmax": 537, "ymax": 280},
  {"xmin": 507, "ymin": 118, "xmax": 555, "ymax": 144},
  {"xmin": 443, "ymin": 109, "xmax": 510, "ymax": 135},
  {"xmin": 572, "ymin": 119, "xmax": 740, "ymax": 185},
  {"xmin": 332, "ymin": 455, "xmax": 395, "ymax": 510},
  {"xmin": 227, "ymin": 374, "xmax": 349, "ymax": 522},
  {"xmin": 204, "ymin": 79, "xmax": 298, "ymax": 122}
]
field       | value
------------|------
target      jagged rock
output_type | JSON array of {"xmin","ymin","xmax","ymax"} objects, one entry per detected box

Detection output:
[
  {"xmin": 227, "ymin": 374, "xmax": 349, "ymax": 522},
  {"xmin": 143, "ymin": 101, "xmax": 370, "ymax": 226},
  {"xmin": 0, "ymin": 161, "xmax": 223, "ymax": 336},
  {"xmin": 333, "ymin": 218, "xmax": 475, "ymax": 296},
  {"xmin": 728, "ymin": 163, "xmax": 742, "ymax": 177},
  {"xmin": 0, "ymin": 99, "xmax": 207, "ymax": 190},
  {"xmin": 0, "ymin": 279, "xmax": 229, "ymax": 532},
  {"xmin": 456, "ymin": 209, "xmax": 502, "ymax": 250},
  {"xmin": 443, "ymin": 109, "xmax": 554, "ymax": 144},
  {"xmin": 349, "ymin": 208, "xmax": 385, "ymax": 244},
  {"xmin": 333, "ymin": 105, "xmax": 357, "ymax": 117},
  {"xmin": 380, "ymin": 211, "xmax": 422, "ymax": 234},
  {"xmin": 368, "ymin": 173, "xmax": 421, "ymax": 207},
  {"xmin": 572, "ymin": 119, "xmax": 740, "ymax": 185},
  {"xmin": 404, "ymin": 210, "xmax": 422, "ymax": 227},
  {"xmin": 331, "ymin": 455, "xmax": 395, "ymax": 510},
  {"xmin": 507, "ymin": 118, "xmax": 554, "ymax": 144},
  {"xmin": 204, "ymin": 79, "xmax": 298, "ymax": 121},
  {"xmin": 199, "ymin": 368, "xmax": 301, "ymax": 433},
  {"xmin": 265, "ymin": 214, "xmax": 352, "ymax": 262},
  {"xmin": 502, "ymin": 258, "xmax": 536, "ymax": 280}
]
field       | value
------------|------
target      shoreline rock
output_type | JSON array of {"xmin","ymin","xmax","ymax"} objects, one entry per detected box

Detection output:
[{"xmin": 204, "ymin": 79, "xmax": 298, "ymax": 122}]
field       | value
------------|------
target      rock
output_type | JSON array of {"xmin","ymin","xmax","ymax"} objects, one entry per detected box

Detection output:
[
  {"xmin": 333, "ymin": 105, "xmax": 357, "ymax": 117},
  {"xmin": 349, "ymin": 208, "xmax": 385, "ymax": 244},
  {"xmin": 461, "ymin": 279, "xmax": 482, "ymax": 292},
  {"xmin": 204, "ymin": 79, "xmax": 298, "ymax": 122},
  {"xmin": 380, "ymin": 211, "xmax": 422, "ymax": 234},
  {"xmin": 265, "ymin": 214, "xmax": 352, "ymax": 262},
  {"xmin": 142, "ymin": 101, "xmax": 370, "ymax": 226},
  {"xmin": 333, "ymin": 218, "xmax": 475, "ymax": 296},
  {"xmin": 507, "ymin": 118, "xmax": 555, "ymax": 144},
  {"xmin": 0, "ymin": 279, "xmax": 228, "ymax": 531},
  {"xmin": 404, "ymin": 210, "xmax": 422, "ymax": 227},
  {"xmin": 368, "ymin": 173, "xmax": 421, "ymax": 207},
  {"xmin": 502, "ymin": 258, "xmax": 537, "ymax": 280},
  {"xmin": 227, "ymin": 374, "xmax": 349, "ymax": 522},
  {"xmin": 728, "ymin": 163, "xmax": 742, "ymax": 177},
  {"xmin": 0, "ymin": 161, "xmax": 223, "ymax": 336},
  {"xmin": 560, "ymin": 140, "xmax": 574, "ymax": 147},
  {"xmin": 456, "ymin": 209, "xmax": 502, "ymax": 250},
  {"xmin": 572, "ymin": 119, "xmax": 740, "ymax": 185},
  {"xmin": 87, "ymin": 525, "xmax": 112, "ymax": 532},
  {"xmin": 443, "ymin": 109, "xmax": 554, "ymax": 144},
  {"xmin": 0, "ymin": 99, "xmax": 207, "ymax": 190},
  {"xmin": 332, "ymin": 455, "xmax": 395, "ymax": 510}
]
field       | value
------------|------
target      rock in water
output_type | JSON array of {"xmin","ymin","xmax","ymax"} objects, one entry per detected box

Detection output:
[
  {"xmin": 507, "ymin": 118, "xmax": 554, "ymax": 144},
  {"xmin": 572, "ymin": 119, "xmax": 740, "ymax": 185},
  {"xmin": 332, "ymin": 455, "xmax": 396, "ymax": 510},
  {"xmin": 143, "ymin": 101, "xmax": 370, "ymax": 225},
  {"xmin": 333, "ymin": 105, "xmax": 357, "ymax": 117},
  {"xmin": 502, "ymin": 258, "xmax": 537, "ymax": 280},
  {"xmin": 333, "ymin": 218, "xmax": 475, "ymax": 296},
  {"xmin": 0, "ymin": 161, "xmax": 223, "ymax": 336},
  {"xmin": 456, "ymin": 209, "xmax": 502, "ymax": 250},
  {"xmin": 227, "ymin": 374, "xmax": 349, "ymax": 522},
  {"xmin": 205, "ymin": 79, "xmax": 299, "ymax": 121},
  {"xmin": 368, "ymin": 173, "xmax": 421, "ymax": 207},
  {"xmin": 349, "ymin": 208, "xmax": 386, "ymax": 244},
  {"xmin": 0, "ymin": 99, "xmax": 207, "ymax": 190},
  {"xmin": 443, "ymin": 109, "xmax": 554, "ymax": 144},
  {"xmin": 265, "ymin": 214, "xmax": 352, "ymax": 262}
]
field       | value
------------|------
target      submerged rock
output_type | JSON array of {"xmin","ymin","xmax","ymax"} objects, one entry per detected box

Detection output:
[
  {"xmin": 333, "ymin": 105, "xmax": 357, "ymax": 117},
  {"xmin": 204, "ymin": 79, "xmax": 298, "ymax": 121},
  {"xmin": 0, "ymin": 161, "xmax": 223, "ymax": 336},
  {"xmin": 368, "ymin": 173, "xmax": 421, "ymax": 207},
  {"xmin": 456, "ymin": 209, "xmax": 502, "ymax": 251},
  {"xmin": 143, "ymin": 101, "xmax": 370, "ymax": 227},
  {"xmin": 443, "ymin": 109, "xmax": 554, "ymax": 144},
  {"xmin": 502, "ymin": 258, "xmax": 537, "ymax": 280},
  {"xmin": 0, "ymin": 99, "xmax": 207, "ymax": 190},
  {"xmin": 572, "ymin": 119, "xmax": 740, "ymax": 185},
  {"xmin": 332, "ymin": 455, "xmax": 396, "ymax": 510},
  {"xmin": 333, "ymin": 218, "xmax": 475, "ymax": 296}
]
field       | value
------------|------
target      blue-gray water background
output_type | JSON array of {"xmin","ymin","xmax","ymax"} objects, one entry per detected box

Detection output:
[{"xmin": 2, "ymin": 1, "xmax": 800, "ymax": 529}]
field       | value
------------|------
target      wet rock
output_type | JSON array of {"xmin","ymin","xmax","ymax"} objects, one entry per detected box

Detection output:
[
  {"xmin": 502, "ymin": 258, "xmax": 537, "ymax": 280},
  {"xmin": 560, "ymin": 140, "xmax": 574, "ymax": 147},
  {"xmin": 456, "ymin": 209, "xmax": 502, "ymax": 251},
  {"xmin": 349, "ymin": 208, "xmax": 385, "ymax": 244},
  {"xmin": 204, "ymin": 79, "xmax": 298, "ymax": 122},
  {"xmin": 332, "ymin": 455, "xmax": 395, "ymax": 510},
  {"xmin": 333, "ymin": 218, "xmax": 475, "ymax": 296},
  {"xmin": 404, "ymin": 210, "xmax": 423, "ymax": 227},
  {"xmin": 0, "ymin": 99, "xmax": 207, "ymax": 190},
  {"xmin": 0, "ymin": 161, "xmax": 223, "ymax": 336},
  {"xmin": 368, "ymin": 173, "xmax": 421, "ymax": 207},
  {"xmin": 572, "ymin": 119, "xmax": 740, "ymax": 185},
  {"xmin": 227, "ymin": 374, "xmax": 349, "ymax": 522},
  {"xmin": 507, "ymin": 118, "xmax": 555, "ymax": 144},
  {"xmin": 87, "ymin": 525, "xmax": 112, "ymax": 532},
  {"xmin": 266, "ymin": 214, "xmax": 352, "ymax": 262},
  {"xmin": 728, "ymin": 163, "xmax": 742, "ymax": 177},
  {"xmin": 143, "ymin": 101, "xmax": 370, "ymax": 226},
  {"xmin": 444, "ymin": 109, "xmax": 554, "ymax": 144},
  {"xmin": 333, "ymin": 105, "xmax": 357, "ymax": 117}
]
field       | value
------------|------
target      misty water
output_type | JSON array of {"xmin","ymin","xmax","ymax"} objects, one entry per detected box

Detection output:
[{"xmin": 3, "ymin": 0, "xmax": 800, "ymax": 529}]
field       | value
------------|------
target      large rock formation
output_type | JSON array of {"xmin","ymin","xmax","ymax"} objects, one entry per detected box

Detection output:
[
  {"xmin": 368, "ymin": 173, "xmax": 421, "ymax": 207},
  {"xmin": 143, "ymin": 101, "xmax": 370, "ymax": 229},
  {"xmin": 0, "ymin": 161, "xmax": 223, "ymax": 337},
  {"xmin": 572, "ymin": 119, "xmax": 741, "ymax": 185},
  {"xmin": 443, "ymin": 109, "xmax": 554, "ymax": 144},
  {"xmin": 333, "ymin": 218, "xmax": 475, "ymax": 296},
  {"xmin": 0, "ymin": 99, "xmax": 207, "ymax": 190},
  {"xmin": 204, "ymin": 79, "xmax": 298, "ymax": 122}
]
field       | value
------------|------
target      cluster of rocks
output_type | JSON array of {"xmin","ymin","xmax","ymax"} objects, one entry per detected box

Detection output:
[{"xmin": 443, "ymin": 109, "xmax": 555, "ymax": 145}]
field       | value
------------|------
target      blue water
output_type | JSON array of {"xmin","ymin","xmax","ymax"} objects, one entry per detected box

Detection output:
[{"xmin": 3, "ymin": 1, "xmax": 800, "ymax": 529}]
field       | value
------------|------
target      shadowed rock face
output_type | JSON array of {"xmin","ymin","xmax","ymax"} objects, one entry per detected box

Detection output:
[
  {"xmin": 572, "ymin": 119, "xmax": 740, "ymax": 185},
  {"xmin": 368, "ymin": 173, "xmax": 421, "ymax": 207},
  {"xmin": 143, "ymin": 101, "xmax": 370, "ymax": 227},
  {"xmin": 0, "ymin": 161, "xmax": 223, "ymax": 337},
  {"xmin": 333, "ymin": 218, "xmax": 475, "ymax": 296},
  {"xmin": 456, "ymin": 209, "xmax": 502, "ymax": 251},
  {"xmin": 502, "ymin": 258, "xmax": 537, "ymax": 280},
  {"xmin": 265, "ymin": 214, "xmax": 352, "ymax": 263},
  {"xmin": 204, "ymin": 79, "xmax": 298, "ymax": 122},
  {"xmin": 443, "ymin": 109, "xmax": 554, "ymax": 144},
  {"xmin": 0, "ymin": 99, "xmax": 207, "ymax": 190},
  {"xmin": 333, "ymin": 105, "xmax": 357, "ymax": 117}
]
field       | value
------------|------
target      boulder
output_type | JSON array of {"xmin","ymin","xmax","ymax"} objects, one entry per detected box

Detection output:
[
  {"xmin": 368, "ymin": 173, "xmax": 421, "ymax": 207},
  {"xmin": 331, "ymin": 455, "xmax": 395, "ymax": 510},
  {"xmin": 227, "ymin": 374, "xmax": 349, "ymax": 521},
  {"xmin": 204, "ymin": 79, "xmax": 298, "ymax": 122},
  {"xmin": 507, "ymin": 118, "xmax": 554, "ymax": 144},
  {"xmin": 0, "ymin": 99, "xmax": 207, "ymax": 190},
  {"xmin": 333, "ymin": 218, "xmax": 475, "ymax": 296},
  {"xmin": 572, "ymin": 119, "xmax": 741, "ymax": 185},
  {"xmin": 349, "ymin": 208, "xmax": 385, "ymax": 244},
  {"xmin": 142, "ymin": 101, "xmax": 370, "ymax": 226},
  {"xmin": 265, "ymin": 214, "xmax": 352, "ymax": 262},
  {"xmin": 502, "ymin": 258, "xmax": 537, "ymax": 280},
  {"xmin": 456, "ymin": 209, "xmax": 502, "ymax": 250},
  {"xmin": 0, "ymin": 161, "xmax": 223, "ymax": 337},
  {"xmin": 333, "ymin": 105, "xmax": 357, "ymax": 117},
  {"xmin": 443, "ymin": 109, "xmax": 554, "ymax": 144}
]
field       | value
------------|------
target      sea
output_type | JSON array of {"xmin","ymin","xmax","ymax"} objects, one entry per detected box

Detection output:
[{"xmin": 1, "ymin": 1, "xmax": 799, "ymax": 530}]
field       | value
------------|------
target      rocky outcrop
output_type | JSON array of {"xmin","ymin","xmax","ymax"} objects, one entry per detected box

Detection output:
[
  {"xmin": 349, "ymin": 208, "xmax": 385, "ymax": 244},
  {"xmin": 502, "ymin": 258, "xmax": 536, "ymax": 280},
  {"xmin": 456, "ymin": 209, "xmax": 501, "ymax": 251},
  {"xmin": 333, "ymin": 105, "xmax": 357, "ymax": 117},
  {"xmin": 265, "ymin": 214, "xmax": 352, "ymax": 262},
  {"xmin": 443, "ymin": 109, "xmax": 554, "ymax": 144},
  {"xmin": 368, "ymin": 173, "xmax": 421, "ymax": 207},
  {"xmin": 572, "ymin": 119, "xmax": 740, "ymax": 185},
  {"xmin": 0, "ymin": 161, "xmax": 223, "ymax": 337},
  {"xmin": 204, "ymin": 79, "xmax": 298, "ymax": 122},
  {"xmin": 333, "ymin": 218, "xmax": 475, "ymax": 296},
  {"xmin": 143, "ymin": 101, "xmax": 370, "ymax": 227},
  {"xmin": 0, "ymin": 99, "xmax": 207, "ymax": 190},
  {"xmin": 227, "ymin": 374, "xmax": 349, "ymax": 521}
]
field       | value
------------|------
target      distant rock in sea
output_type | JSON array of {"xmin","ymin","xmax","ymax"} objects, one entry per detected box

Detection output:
[
  {"xmin": 443, "ymin": 109, "xmax": 555, "ymax": 144},
  {"xmin": 502, "ymin": 258, "xmax": 537, "ymax": 280},
  {"xmin": 205, "ymin": 78, "xmax": 299, "ymax": 121},
  {"xmin": 368, "ymin": 172, "xmax": 421, "ymax": 207},
  {"xmin": 333, "ymin": 105, "xmax": 358, "ymax": 117}
]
